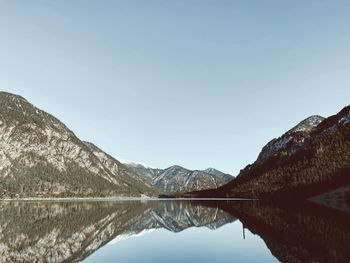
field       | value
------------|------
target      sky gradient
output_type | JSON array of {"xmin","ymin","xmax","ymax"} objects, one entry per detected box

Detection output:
[{"xmin": 1, "ymin": 0, "xmax": 350, "ymax": 175}]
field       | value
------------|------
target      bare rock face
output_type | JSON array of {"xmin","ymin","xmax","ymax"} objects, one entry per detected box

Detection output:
[{"xmin": 0, "ymin": 92, "xmax": 155, "ymax": 198}]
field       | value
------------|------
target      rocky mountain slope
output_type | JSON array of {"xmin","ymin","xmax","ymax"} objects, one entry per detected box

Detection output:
[
  {"xmin": 254, "ymin": 115, "xmax": 325, "ymax": 165},
  {"xmin": 83, "ymin": 142, "xmax": 155, "ymax": 194},
  {"xmin": 0, "ymin": 92, "xmax": 156, "ymax": 198},
  {"xmin": 123, "ymin": 162, "xmax": 163, "ymax": 186},
  {"xmin": 189, "ymin": 105, "xmax": 350, "ymax": 200},
  {"xmin": 124, "ymin": 162, "xmax": 233, "ymax": 194}
]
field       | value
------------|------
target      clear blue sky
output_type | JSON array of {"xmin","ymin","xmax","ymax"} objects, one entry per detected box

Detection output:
[{"xmin": 1, "ymin": 0, "xmax": 349, "ymax": 175}]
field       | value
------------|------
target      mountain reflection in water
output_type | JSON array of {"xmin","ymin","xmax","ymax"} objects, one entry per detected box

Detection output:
[{"xmin": 0, "ymin": 200, "xmax": 349, "ymax": 263}]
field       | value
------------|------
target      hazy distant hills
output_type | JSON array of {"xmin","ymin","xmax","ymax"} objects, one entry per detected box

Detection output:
[
  {"xmin": 190, "ymin": 105, "xmax": 350, "ymax": 200},
  {"xmin": 0, "ymin": 92, "xmax": 232, "ymax": 198},
  {"xmin": 124, "ymin": 163, "xmax": 233, "ymax": 194}
]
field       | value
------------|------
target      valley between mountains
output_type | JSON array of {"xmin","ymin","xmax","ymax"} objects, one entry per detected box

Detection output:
[
  {"xmin": 0, "ymin": 91, "xmax": 349, "ymax": 203},
  {"xmin": 0, "ymin": 92, "xmax": 232, "ymax": 198}
]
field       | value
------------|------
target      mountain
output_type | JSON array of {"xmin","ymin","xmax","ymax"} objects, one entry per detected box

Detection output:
[
  {"xmin": 124, "ymin": 162, "xmax": 233, "ymax": 194},
  {"xmin": 204, "ymin": 167, "xmax": 233, "ymax": 179},
  {"xmin": 123, "ymin": 162, "xmax": 163, "ymax": 185},
  {"xmin": 188, "ymin": 105, "xmax": 350, "ymax": 200},
  {"xmin": 153, "ymin": 165, "xmax": 232, "ymax": 194},
  {"xmin": 254, "ymin": 115, "xmax": 325, "ymax": 165},
  {"xmin": 0, "ymin": 92, "xmax": 156, "ymax": 198}
]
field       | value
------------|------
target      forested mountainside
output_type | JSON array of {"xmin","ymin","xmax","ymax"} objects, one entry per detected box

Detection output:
[
  {"xmin": 188, "ymin": 105, "xmax": 350, "ymax": 200},
  {"xmin": 0, "ymin": 92, "xmax": 156, "ymax": 198}
]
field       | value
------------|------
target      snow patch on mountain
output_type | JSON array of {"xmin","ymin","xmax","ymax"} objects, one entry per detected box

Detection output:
[{"xmin": 115, "ymin": 156, "xmax": 156, "ymax": 169}]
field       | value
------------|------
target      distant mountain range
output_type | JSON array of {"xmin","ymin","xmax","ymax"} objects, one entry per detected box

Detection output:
[
  {"xmin": 187, "ymin": 105, "xmax": 350, "ymax": 201},
  {"xmin": 124, "ymin": 163, "xmax": 233, "ymax": 194},
  {"xmin": 0, "ymin": 92, "xmax": 232, "ymax": 198}
]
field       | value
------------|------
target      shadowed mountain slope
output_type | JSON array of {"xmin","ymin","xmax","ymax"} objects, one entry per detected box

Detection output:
[{"xmin": 188, "ymin": 105, "xmax": 350, "ymax": 200}]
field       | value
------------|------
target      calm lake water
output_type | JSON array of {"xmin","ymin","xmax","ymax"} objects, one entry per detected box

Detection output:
[{"xmin": 0, "ymin": 199, "xmax": 349, "ymax": 263}]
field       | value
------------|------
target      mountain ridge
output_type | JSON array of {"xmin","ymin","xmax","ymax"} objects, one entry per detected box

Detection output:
[{"xmin": 124, "ymin": 162, "xmax": 233, "ymax": 194}]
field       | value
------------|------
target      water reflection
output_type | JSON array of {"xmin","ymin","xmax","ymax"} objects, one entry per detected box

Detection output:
[
  {"xmin": 0, "ymin": 201, "xmax": 235, "ymax": 263},
  {"xmin": 0, "ymin": 200, "xmax": 349, "ymax": 263},
  {"xmin": 212, "ymin": 200, "xmax": 350, "ymax": 263}
]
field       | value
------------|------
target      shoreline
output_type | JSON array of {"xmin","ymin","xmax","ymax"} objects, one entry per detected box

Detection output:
[{"xmin": 0, "ymin": 197, "xmax": 256, "ymax": 202}]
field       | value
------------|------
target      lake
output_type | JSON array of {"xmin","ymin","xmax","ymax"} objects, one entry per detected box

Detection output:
[{"xmin": 0, "ymin": 199, "xmax": 349, "ymax": 263}]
